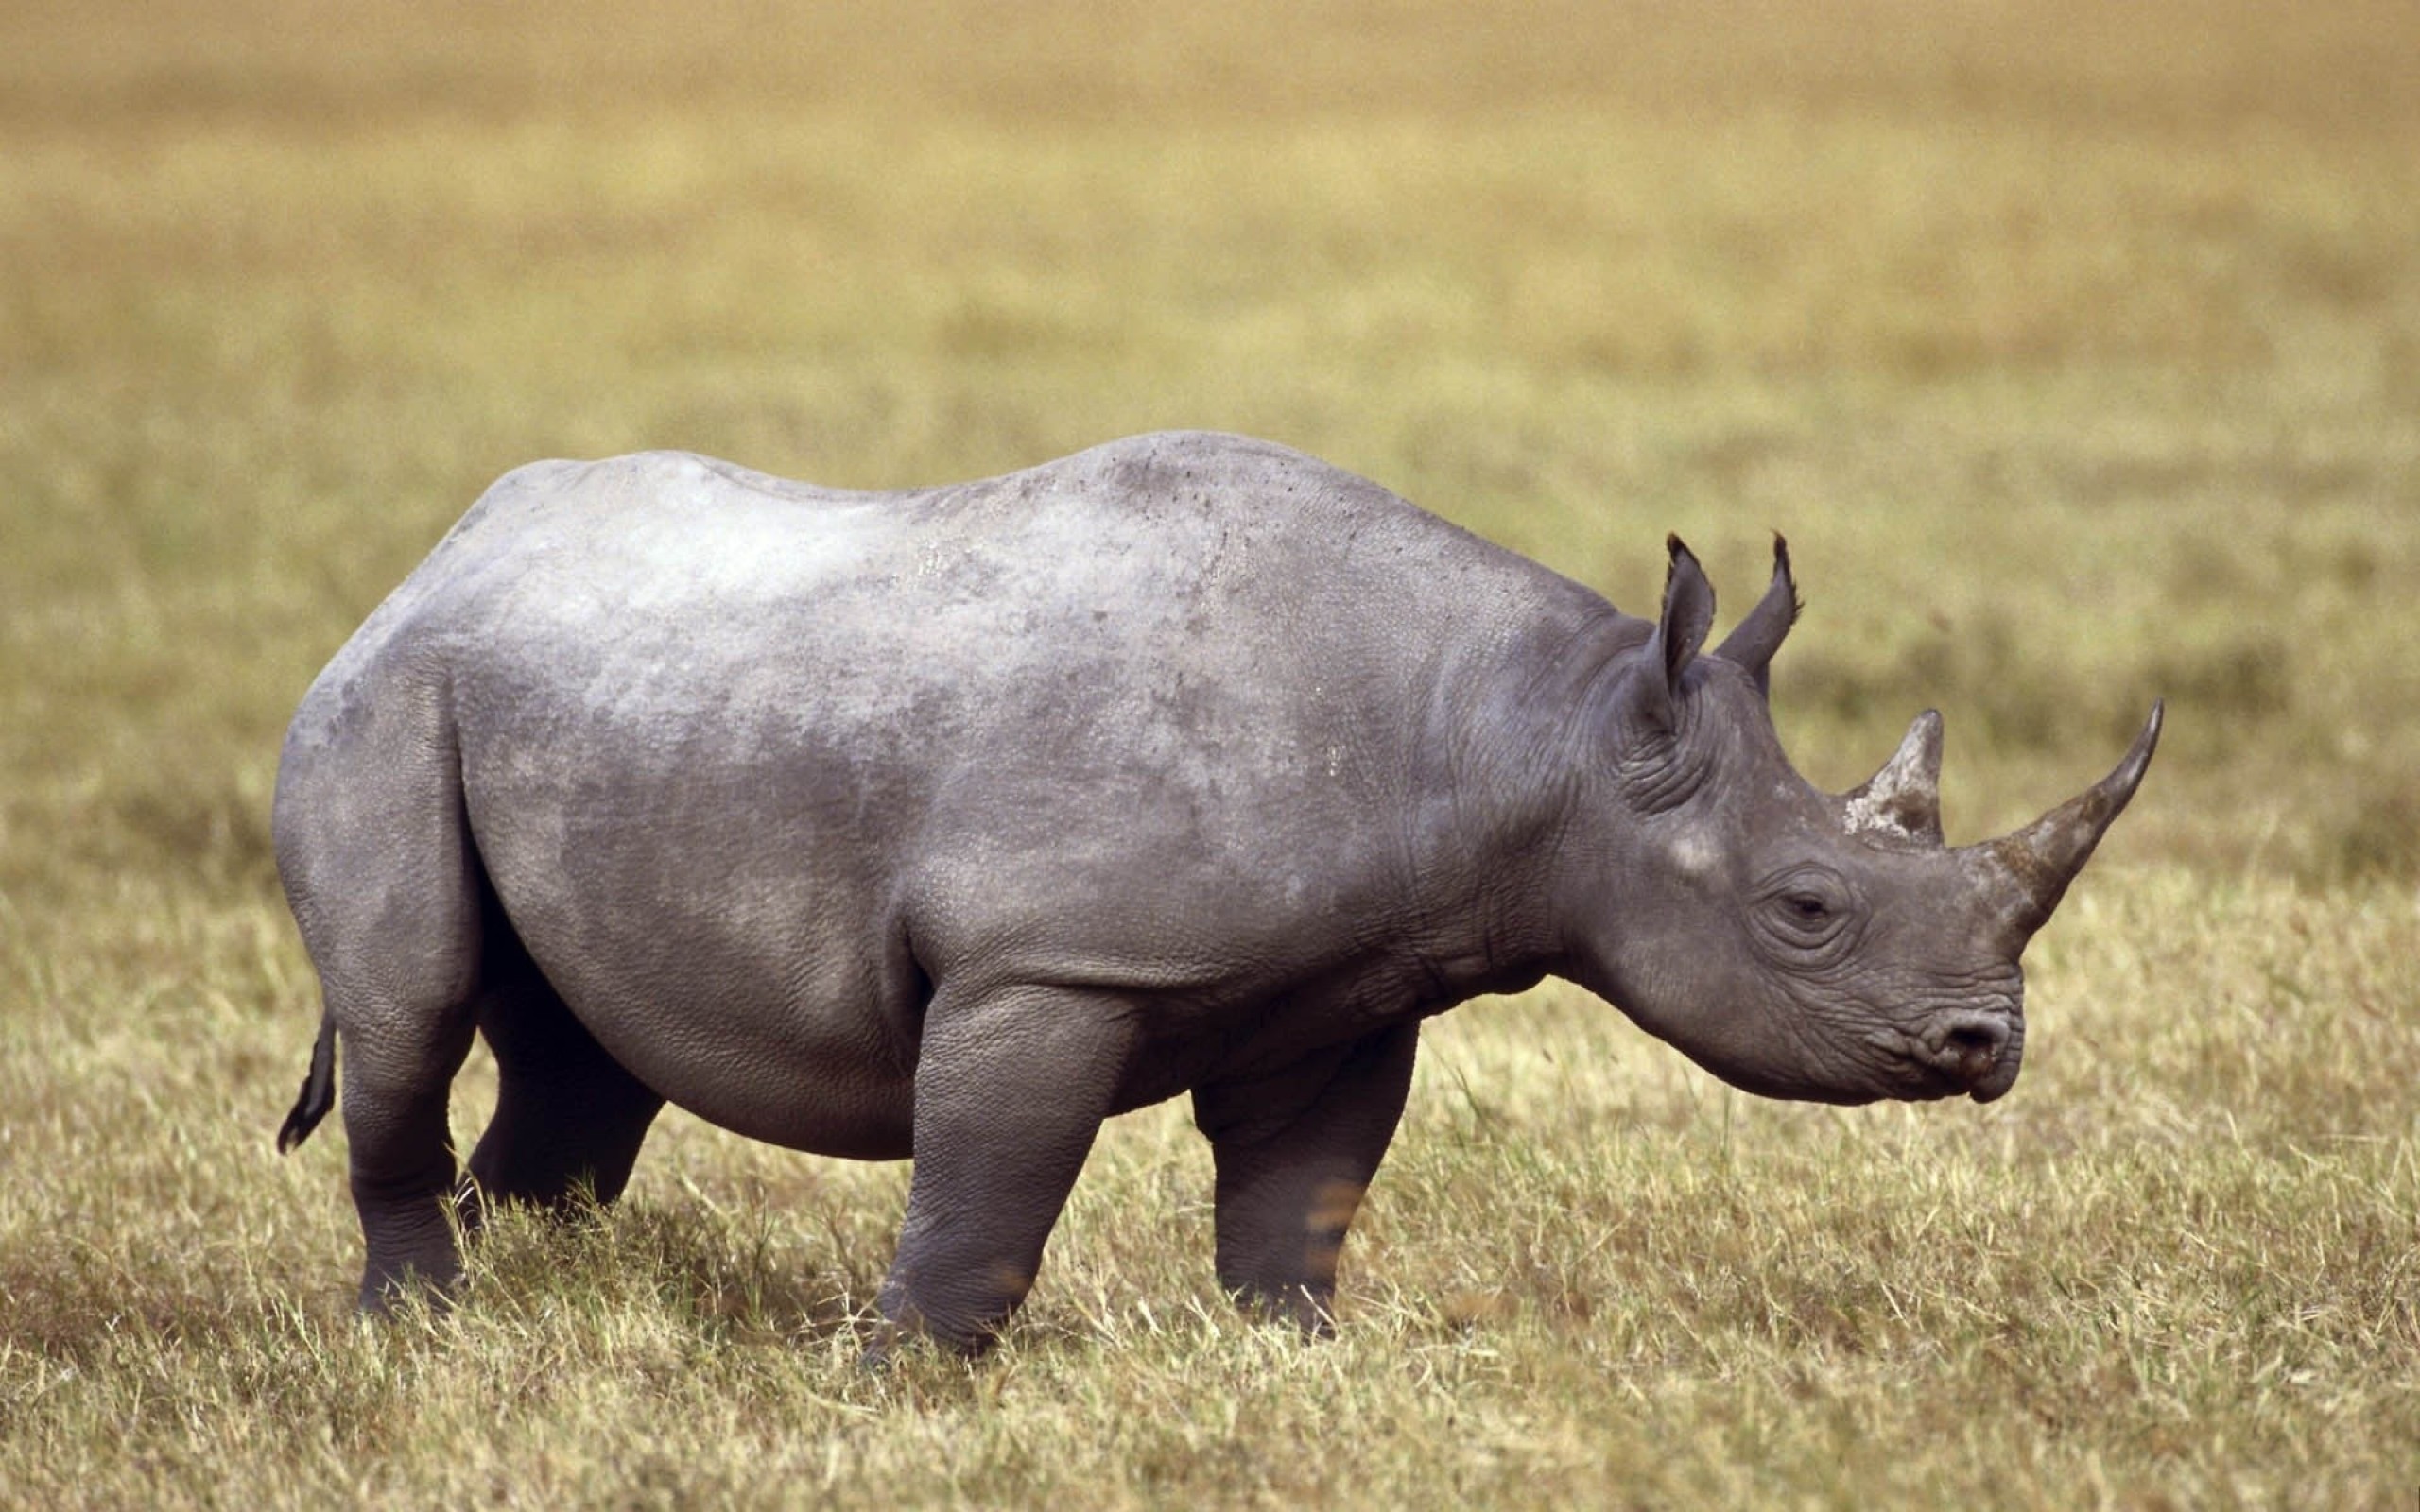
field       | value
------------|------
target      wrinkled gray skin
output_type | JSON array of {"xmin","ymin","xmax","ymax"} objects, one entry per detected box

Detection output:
[{"xmin": 273, "ymin": 431, "xmax": 2160, "ymax": 1352}]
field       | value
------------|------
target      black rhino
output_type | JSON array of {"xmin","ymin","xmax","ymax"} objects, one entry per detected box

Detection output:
[{"xmin": 273, "ymin": 431, "xmax": 2159, "ymax": 1351}]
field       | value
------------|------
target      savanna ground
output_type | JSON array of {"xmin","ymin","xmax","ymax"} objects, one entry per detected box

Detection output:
[{"xmin": 4, "ymin": 1, "xmax": 2418, "ymax": 1505}]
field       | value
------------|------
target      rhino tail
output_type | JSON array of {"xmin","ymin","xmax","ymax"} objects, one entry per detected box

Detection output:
[{"xmin": 276, "ymin": 1008, "xmax": 338, "ymax": 1154}]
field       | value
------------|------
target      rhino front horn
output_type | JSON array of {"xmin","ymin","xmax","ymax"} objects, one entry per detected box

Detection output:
[{"xmin": 1973, "ymin": 699, "xmax": 2164, "ymax": 947}]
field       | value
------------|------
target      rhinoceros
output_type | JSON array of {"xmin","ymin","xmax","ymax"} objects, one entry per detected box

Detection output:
[{"xmin": 273, "ymin": 430, "xmax": 2158, "ymax": 1350}]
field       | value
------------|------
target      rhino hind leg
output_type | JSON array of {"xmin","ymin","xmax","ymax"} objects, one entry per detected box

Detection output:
[
  {"xmin": 304, "ymin": 823, "xmax": 485, "ymax": 1311},
  {"xmin": 278, "ymin": 673, "xmax": 491, "ymax": 1312},
  {"xmin": 873, "ymin": 986, "xmax": 1141, "ymax": 1357},
  {"xmin": 465, "ymin": 902, "xmax": 665, "ymax": 1213},
  {"xmin": 1191, "ymin": 1022, "xmax": 1419, "ymax": 1332},
  {"xmin": 342, "ymin": 1022, "xmax": 476, "ymax": 1312}
]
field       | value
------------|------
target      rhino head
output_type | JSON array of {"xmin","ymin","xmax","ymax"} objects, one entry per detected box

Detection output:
[{"xmin": 1563, "ymin": 537, "xmax": 2160, "ymax": 1106}]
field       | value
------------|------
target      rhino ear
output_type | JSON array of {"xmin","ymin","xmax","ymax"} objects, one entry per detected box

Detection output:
[
  {"xmin": 1713, "ymin": 534, "xmax": 1798, "ymax": 699},
  {"xmin": 1635, "ymin": 535, "xmax": 1717, "ymax": 728}
]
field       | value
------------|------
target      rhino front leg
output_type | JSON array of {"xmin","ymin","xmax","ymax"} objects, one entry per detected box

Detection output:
[
  {"xmin": 875, "ymin": 986, "xmax": 1139, "ymax": 1355},
  {"xmin": 1191, "ymin": 1021, "xmax": 1418, "ymax": 1332}
]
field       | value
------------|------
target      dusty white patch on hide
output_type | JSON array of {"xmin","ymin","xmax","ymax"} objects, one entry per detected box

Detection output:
[
  {"xmin": 1842, "ymin": 788, "xmax": 1918, "ymax": 839},
  {"xmin": 1669, "ymin": 829, "xmax": 1721, "ymax": 878}
]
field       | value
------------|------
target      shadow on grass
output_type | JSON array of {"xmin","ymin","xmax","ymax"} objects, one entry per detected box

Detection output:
[{"xmin": 457, "ymin": 1191, "xmax": 882, "ymax": 1348}]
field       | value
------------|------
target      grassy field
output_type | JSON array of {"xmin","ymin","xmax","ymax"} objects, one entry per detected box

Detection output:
[{"xmin": 5, "ymin": 1, "xmax": 2418, "ymax": 1505}]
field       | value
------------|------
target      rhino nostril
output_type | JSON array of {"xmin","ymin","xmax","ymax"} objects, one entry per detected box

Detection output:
[
  {"xmin": 1921, "ymin": 1012, "xmax": 2013, "ymax": 1081},
  {"xmin": 1945, "ymin": 1022, "xmax": 2004, "ymax": 1057}
]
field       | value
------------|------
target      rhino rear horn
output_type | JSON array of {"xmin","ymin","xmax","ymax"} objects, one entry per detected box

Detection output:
[
  {"xmin": 1969, "ymin": 700, "xmax": 2164, "ymax": 948},
  {"xmin": 1843, "ymin": 709, "xmax": 1945, "ymax": 846},
  {"xmin": 1713, "ymin": 534, "xmax": 1799, "ymax": 698}
]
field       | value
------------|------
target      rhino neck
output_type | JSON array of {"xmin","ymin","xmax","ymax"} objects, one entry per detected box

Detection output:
[
  {"xmin": 1397, "ymin": 601, "xmax": 1651, "ymax": 1001},
  {"xmin": 1506, "ymin": 611, "xmax": 1736, "ymax": 1012}
]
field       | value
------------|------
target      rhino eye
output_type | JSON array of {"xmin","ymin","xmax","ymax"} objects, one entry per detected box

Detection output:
[
  {"xmin": 1752, "ymin": 869, "xmax": 1858, "ymax": 959},
  {"xmin": 1774, "ymin": 891, "xmax": 1839, "ymax": 939}
]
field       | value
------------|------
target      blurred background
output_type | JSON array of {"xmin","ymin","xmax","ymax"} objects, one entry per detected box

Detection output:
[
  {"xmin": 6, "ymin": 7, "xmax": 2419, "ymax": 1502},
  {"xmin": 4, "ymin": 0, "xmax": 2416, "ymax": 898}
]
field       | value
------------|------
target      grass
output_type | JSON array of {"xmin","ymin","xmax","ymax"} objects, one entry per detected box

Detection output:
[{"xmin": 4, "ymin": 0, "xmax": 2418, "ymax": 1505}]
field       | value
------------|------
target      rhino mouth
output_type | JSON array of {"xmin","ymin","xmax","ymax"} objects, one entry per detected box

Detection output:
[
  {"xmin": 1962, "ymin": 1051, "xmax": 2022, "ymax": 1103},
  {"xmin": 1720, "ymin": 1011, "xmax": 2025, "ymax": 1106}
]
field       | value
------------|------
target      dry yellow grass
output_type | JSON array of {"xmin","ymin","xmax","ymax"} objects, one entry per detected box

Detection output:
[{"xmin": 4, "ymin": 2, "xmax": 2418, "ymax": 1506}]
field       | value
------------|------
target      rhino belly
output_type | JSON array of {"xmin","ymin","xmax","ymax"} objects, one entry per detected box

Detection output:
[{"xmin": 463, "ymin": 751, "xmax": 923, "ymax": 1160}]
